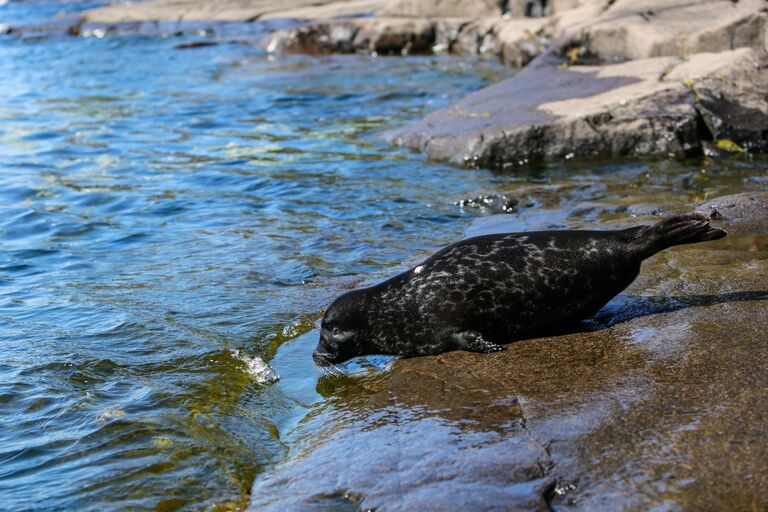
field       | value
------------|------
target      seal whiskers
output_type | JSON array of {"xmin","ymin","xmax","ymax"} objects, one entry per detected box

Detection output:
[
  {"xmin": 313, "ymin": 212, "xmax": 726, "ymax": 366},
  {"xmin": 313, "ymin": 359, "xmax": 344, "ymax": 376}
]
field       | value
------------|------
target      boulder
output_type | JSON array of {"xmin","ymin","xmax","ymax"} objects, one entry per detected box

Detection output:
[
  {"xmin": 385, "ymin": 48, "xmax": 768, "ymax": 168},
  {"xmin": 265, "ymin": 16, "xmax": 550, "ymax": 63},
  {"xmin": 353, "ymin": 17, "xmax": 436, "ymax": 53},
  {"xmin": 265, "ymin": 17, "xmax": 436, "ymax": 55}
]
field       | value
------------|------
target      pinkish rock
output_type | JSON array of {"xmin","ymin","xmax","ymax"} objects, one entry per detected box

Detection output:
[{"xmin": 560, "ymin": 0, "xmax": 768, "ymax": 62}]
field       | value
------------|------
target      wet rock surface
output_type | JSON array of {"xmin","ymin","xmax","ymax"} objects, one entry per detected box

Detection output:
[
  {"xmin": 249, "ymin": 214, "xmax": 768, "ymax": 511},
  {"xmin": 264, "ymin": 17, "xmax": 437, "ymax": 56}
]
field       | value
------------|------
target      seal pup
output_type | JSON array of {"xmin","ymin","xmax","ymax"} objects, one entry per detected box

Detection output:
[{"xmin": 313, "ymin": 212, "xmax": 726, "ymax": 366}]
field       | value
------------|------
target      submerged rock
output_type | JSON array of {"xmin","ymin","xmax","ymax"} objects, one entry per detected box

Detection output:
[
  {"xmin": 174, "ymin": 40, "xmax": 219, "ymax": 49},
  {"xmin": 625, "ymin": 203, "xmax": 670, "ymax": 218}
]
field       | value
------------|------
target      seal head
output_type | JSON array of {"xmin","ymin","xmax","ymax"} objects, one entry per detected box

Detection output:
[{"xmin": 313, "ymin": 290, "xmax": 368, "ymax": 366}]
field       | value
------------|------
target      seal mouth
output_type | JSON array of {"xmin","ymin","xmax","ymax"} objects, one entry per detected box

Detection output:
[
  {"xmin": 312, "ymin": 349, "xmax": 345, "ymax": 376},
  {"xmin": 312, "ymin": 350, "xmax": 335, "ymax": 367}
]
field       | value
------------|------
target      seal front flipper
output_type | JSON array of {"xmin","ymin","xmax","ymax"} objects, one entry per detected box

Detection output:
[{"xmin": 450, "ymin": 331, "xmax": 505, "ymax": 354}]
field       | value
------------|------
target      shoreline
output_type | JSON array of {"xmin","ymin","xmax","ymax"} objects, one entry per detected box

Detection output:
[
  {"xmin": 4, "ymin": 2, "xmax": 767, "ymax": 511},
  {"xmin": 7, "ymin": 0, "xmax": 768, "ymax": 167}
]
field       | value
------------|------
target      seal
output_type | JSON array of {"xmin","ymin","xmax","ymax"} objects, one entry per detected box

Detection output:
[{"xmin": 312, "ymin": 212, "xmax": 726, "ymax": 366}]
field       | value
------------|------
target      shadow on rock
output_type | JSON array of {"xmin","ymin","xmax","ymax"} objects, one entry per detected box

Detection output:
[{"xmin": 589, "ymin": 290, "xmax": 768, "ymax": 328}]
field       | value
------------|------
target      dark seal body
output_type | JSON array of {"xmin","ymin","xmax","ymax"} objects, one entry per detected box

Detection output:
[{"xmin": 313, "ymin": 212, "xmax": 726, "ymax": 365}]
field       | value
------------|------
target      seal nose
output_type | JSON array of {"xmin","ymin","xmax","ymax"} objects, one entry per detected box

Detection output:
[
  {"xmin": 312, "ymin": 350, "xmax": 333, "ymax": 366},
  {"xmin": 314, "ymin": 330, "xmax": 336, "ymax": 366}
]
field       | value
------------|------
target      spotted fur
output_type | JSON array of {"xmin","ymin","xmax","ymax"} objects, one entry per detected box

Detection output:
[{"xmin": 313, "ymin": 212, "xmax": 725, "ymax": 365}]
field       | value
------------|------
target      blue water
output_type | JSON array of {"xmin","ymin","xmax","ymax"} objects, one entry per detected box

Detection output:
[
  {"xmin": 0, "ymin": 6, "xmax": 519, "ymax": 509},
  {"xmin": 1, "ymin": 2, "xmax": 767, "ymax": 510}
]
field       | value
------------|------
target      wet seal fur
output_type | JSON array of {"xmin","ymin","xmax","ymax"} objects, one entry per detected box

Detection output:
[{"xmin": 313, "ymin": 212, "xmax": 726, "ymax": 366}]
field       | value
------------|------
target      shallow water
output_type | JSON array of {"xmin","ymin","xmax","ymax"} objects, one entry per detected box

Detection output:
[{"xmin": 1, "ymin": 2, "xmax": 767, "ymax": 510}]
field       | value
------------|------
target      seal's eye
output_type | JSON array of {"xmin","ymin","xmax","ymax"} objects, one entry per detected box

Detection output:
[{"xmin": 332, "ymin": 327, "xmax": 340, "ymax": 336}]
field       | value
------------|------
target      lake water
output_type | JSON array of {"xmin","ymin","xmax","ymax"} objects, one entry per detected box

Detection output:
[{"xmin": 1, "ymin": 2, "xmax": 766, "ymax": 510}]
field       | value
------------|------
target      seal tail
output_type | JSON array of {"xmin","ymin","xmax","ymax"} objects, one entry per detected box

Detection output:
[{"xmin": 626, "ymin": 211, "xmax": 727, "ymax": 260}]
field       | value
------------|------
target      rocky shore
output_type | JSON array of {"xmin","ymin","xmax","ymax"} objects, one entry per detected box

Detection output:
[
  {"xmin": 63, "ymin": 0, "xmax": 768, "ymax": 166},
  {"xmin": 10, "ymin": 1, "xmax": 766, "ymax": 510}
]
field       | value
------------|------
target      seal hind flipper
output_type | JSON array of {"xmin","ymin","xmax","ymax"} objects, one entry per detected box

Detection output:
[
  {"xmin": 450, "ymin": 331, "xmax": 505, "ymax": 354},
  {"xmin": 626, "ymin": 212, "xmax": 727, "ymax": 260}
]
